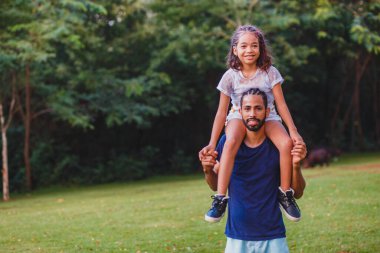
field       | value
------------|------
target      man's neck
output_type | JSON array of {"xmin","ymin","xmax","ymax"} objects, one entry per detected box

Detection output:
[{"xmin": 244, "ymin": 127, "xmax": 266, "ymax": 148}]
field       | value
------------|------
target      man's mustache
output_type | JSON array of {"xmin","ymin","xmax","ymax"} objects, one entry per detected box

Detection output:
[{"xmin": 246, "ymin": 117, "xmax": 260, "ymax": 122}]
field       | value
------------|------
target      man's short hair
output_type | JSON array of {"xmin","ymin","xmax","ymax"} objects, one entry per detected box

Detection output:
[{"xmin": 240, "ymin": 88, "xmax": 268, "ymax": 108}]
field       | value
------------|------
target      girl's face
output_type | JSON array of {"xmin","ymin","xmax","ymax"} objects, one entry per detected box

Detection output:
[{"xmin": 233, "ymin": 32, "xmax": 260, "ymax": 68}]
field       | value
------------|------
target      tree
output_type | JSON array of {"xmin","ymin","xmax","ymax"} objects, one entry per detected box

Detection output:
[
  {"xmin": 0, "ymin": 71, "xmax": 17, "ymax": 201},
  {"xmin": 0, "ymin": 0, "xmax": 107, "ymax": 189},
  {"xmin": 313, "ymin": 1, "xmax": 380, "ymax": 148}
]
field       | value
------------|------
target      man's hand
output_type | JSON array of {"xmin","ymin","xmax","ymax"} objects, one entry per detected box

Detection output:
[
  {"xmin": 291, "ymin": 140, "xmax": 307, "ymax": 198},
  {"xmin": 200, "ymin": 150, "xmax": 219, "ymax": 191},
  {"xmin": 201, "ymin": 151, "xmax": 218, "ymax": 174},
  {"xmin": 291, "ymin": 140, "xmax": 307, "ymax": 164}
]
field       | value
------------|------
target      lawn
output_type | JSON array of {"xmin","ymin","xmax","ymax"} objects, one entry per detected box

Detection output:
[{"xmin": 0, "ymin": 153, "xmax": 379, "ymax": 253}]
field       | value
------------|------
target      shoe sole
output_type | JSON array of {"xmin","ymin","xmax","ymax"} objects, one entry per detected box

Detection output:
[
  {"xmin": 279, "ymin": 204, "xmax": 301, "ymax": 222},
  {"xmin": 204, "ymin": 214, "xmax": 224, "ymax": 223}
]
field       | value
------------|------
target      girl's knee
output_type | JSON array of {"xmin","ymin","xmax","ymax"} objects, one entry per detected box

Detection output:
[
  {"xmin": 224, "ymin": 137, "xmax": 242, "ymax": 151},
  {"xmin": 278, "ymin": 137, "xmax": 293, "ymax": 152}
]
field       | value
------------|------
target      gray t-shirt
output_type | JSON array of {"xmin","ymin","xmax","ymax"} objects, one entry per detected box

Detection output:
[{"xmin": 217, "ymin": 66, "xmax": 284, "ymax": 121}]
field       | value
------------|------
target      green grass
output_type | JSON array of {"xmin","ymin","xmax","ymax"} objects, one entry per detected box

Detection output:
[
  {"xmin": 332, "ymin": 151, "xmax": 380, "ymax": 166},
  {"xmin": 1, "ymin": 154, "xmax": 379, "ymax": 253}
]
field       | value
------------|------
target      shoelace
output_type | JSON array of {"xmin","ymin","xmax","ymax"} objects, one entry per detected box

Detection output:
[
  {"xmin": 210, "ymin": 195, "xmax": 227, "ymax": 211},
  {"xmin": 282, "ymin": 195, "xmax": 291, "ymax": 207}
]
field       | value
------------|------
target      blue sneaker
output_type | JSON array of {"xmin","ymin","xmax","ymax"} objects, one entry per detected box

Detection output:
[
  {"xmin": 278, "ymin": 187, "xmax": 301, "ymax": 222},
  {"xmin": 205, "ymin": 194, "xmax": 229, "ymax": 223}
]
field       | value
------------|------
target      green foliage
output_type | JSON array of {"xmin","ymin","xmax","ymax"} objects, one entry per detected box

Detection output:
[
  {"xmin": 169, "ymin": 149, "xmax": 195, "ymax": 174},
  {"xmin": 351, "ymin": 17, "xmax": 380, "ymax": 54},
  {"xmin": 30, "ymin": 139, "xmax": 80, "ymax": 187},
  {"xmin": 104, "ymin": 146, "xmax": 160, "ymax": 181},
  {"xmin": 48, "ymin": 89, "xmax": 94, "ymax": 129}
]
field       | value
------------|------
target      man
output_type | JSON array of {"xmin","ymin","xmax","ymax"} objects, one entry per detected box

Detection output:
[{"xmin": 201, "ymin": 88, "xmax": 306, "ymax": 253}]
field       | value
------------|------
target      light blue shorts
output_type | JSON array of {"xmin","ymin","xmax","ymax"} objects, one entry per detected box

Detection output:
[{"xmin": 225, "ymin": 237, "xmax": 289, "ymax": 253}]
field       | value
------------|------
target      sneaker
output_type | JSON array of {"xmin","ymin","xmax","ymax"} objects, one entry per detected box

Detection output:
[
  {"xmin": 204, "ymin": 194, "xmax": 229, "ymax": 223},
  {"xmin": 278, "ymin": 187, "xmax": 301, "ymax": 222}
]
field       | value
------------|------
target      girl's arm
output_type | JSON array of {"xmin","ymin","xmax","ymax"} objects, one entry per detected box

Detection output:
[
  {"xmin": 209, "ymin": 92, "xmax": 230, "ymax": 147},
  {"xmin": 199, "ymin": 92, "xmax": 230, "ymax": 160},
  {"xmin": 272, "ymin": 84, "xmax": 303, "ymax": 142}
]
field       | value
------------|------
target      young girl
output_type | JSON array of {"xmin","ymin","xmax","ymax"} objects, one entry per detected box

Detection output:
[{"xmin": 200, "ymin": 25, "xmax": 303, "ymax": 223}]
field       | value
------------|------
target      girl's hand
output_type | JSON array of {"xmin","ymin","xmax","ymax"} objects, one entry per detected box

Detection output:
[
  {"xmin": 290, "ymin": 130, "xmax": 303, "ymax": 143},
  {"xmin": 198, "ymin": 144, "xmax": 217, "ymax": 161}
]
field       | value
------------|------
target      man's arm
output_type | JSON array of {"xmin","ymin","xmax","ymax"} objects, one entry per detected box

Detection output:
[
  {"xmin": 291, "ymin": 161, "xmax": 306, "ymax": 199},
  {"xmin": 291, "ymin": 141, "xmax": 307, "ymax": 199},
  {"xmin": 201, "ymin": 151, "xmax": 219, "ymax": 191}
]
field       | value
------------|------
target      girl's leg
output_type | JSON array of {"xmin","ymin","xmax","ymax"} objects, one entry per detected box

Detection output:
[
  {"xmin": 265, "ymin": 120, "xmax": 293, "ymax": 191},
  {"xmin": 217, "ymin": 119, "xmax": 246, "ymax": 195}
]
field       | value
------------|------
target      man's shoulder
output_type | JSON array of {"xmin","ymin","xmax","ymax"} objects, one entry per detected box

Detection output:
[
  {"xmin": 263, "ymin": 138, "xmax": 280, "ymax": 155},
  {"xmin": 264, "ymin": 137, "xmax": 276, "ymax": 148}
]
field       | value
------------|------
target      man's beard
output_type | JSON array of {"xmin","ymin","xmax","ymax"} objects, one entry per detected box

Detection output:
[{"xmin": 243, "ymin": 117, "xmax": 265, "ymax": 132}]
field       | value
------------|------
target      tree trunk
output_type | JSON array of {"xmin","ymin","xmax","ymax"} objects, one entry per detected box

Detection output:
[
  {"xmin": 374, "ymin": 74, "xmax": 380, "ymax": 146},
  {"xmin": 352, "ymin": 60, "xmax": 363, "ymax": 148},
  {"xmin": 0, "ymin": 104, "xmax": 10, "ymax": 201},
  {"xmin": 0, "ymin": 72, "xmax": 17, "ymax": 201},
  {"xmin": 338, "ymin": 95, "xmax": 353, "ymax": 142},
  {"xmin": 352, "ymin": 71, "xmax": 362, "ymax": 148},
  {"xmin": 24, "ymin": 63, "xmax": 32, "ymax": 190},
  {"xmin": 352, "ymin": 53, "xmax": 371, "ymax": 149},
  {"xmin": 330, "ymin": 66, "xmax": 350, "ymax": 146},
  {"xmin": 331, "ymin": 64, "xmax": 351, "ymax": 131}
]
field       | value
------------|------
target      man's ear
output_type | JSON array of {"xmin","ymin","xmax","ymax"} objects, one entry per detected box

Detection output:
[{"xmin": 266, "ymin": 107, "xmax": 270, "ymax": 117}]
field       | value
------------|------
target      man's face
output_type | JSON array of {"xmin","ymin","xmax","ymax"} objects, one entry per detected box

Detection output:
[{"xmin": 239, "ymin": 94, "xmax": 268, "ymax": 132}]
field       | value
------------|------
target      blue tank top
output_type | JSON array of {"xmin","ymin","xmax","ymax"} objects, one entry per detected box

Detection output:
[{"xmin": 216, "ymin": 135, "xmax": 285, "ymax": 241}]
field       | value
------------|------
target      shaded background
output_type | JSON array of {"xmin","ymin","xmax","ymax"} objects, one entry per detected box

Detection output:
[{"xmin": 0, "ymin": 0, "xmax": 379, "ymax": 192}]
